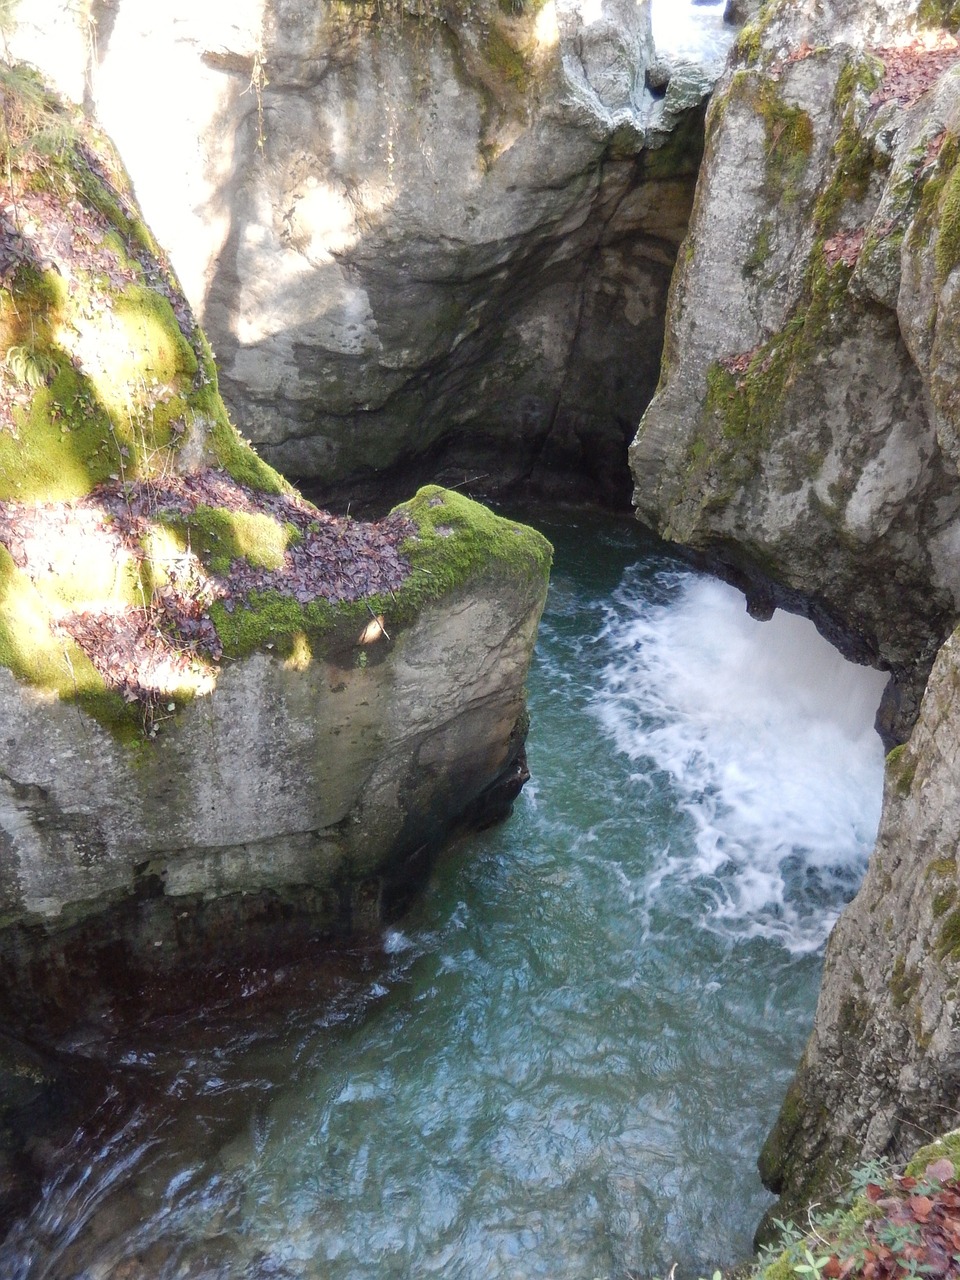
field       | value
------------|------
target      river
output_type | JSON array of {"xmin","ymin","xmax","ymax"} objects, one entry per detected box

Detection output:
[{"xmin": 1, "ymin": 511, "xmax": 886, "ymax": 1280}]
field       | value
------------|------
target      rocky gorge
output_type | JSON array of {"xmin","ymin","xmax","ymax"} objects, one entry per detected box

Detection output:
[{"xmin": 7, "ymin": 0, "xmax": 960, "ymax": 1267}]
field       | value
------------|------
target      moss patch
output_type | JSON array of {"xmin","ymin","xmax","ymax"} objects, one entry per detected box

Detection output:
[
  {"xmin": 935, "ymin": 159, "xmax": 960, "ymax": 278},
  {"xmin": 756, "ymin": 82, "xmax": 814, "ymax": 204},
  {"xmin": 937, "ymin": 908, "xmax": 960, "ymax": 961},
  {"xmin": 918, "ymin": 0, "xmax": 960, "ymax": 32},
  {"xmin": 162, "ymin": 507, "xmax": 297, "ymax": 575},
  {"xmin": 209, "ymin": 486, "xmax": 552, "ymax": 661},
  {"xmin": 890, "ymin": 953, "xmax": 920, "ymax": 1010},
  {"xmin": 0, "ymin": 545, "xmax": 138, "ymax": 742},
  {"xmin": 886, "ymin": 742, "xmax": 917, "ymax": 797}
]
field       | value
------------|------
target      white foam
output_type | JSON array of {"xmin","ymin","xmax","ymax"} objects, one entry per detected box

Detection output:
[
  {"xmin": 593, "ymin": 571, "xmax": 887, "ymax": 953},
  {"xmin": 650, "ymin": 0, "xmax": 736, "ymax": 70}
]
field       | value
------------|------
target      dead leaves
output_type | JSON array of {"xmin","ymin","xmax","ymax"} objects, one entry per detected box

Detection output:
[
  {"xmin": 0, "ymin": 470, "xmax": 415, "ymax": 723},
  {"xmin": 871, "ymin": 37, "xmax": 960, "ymax": 111},
  {"xmin": 813, "ymin": 1160, "xmax": 960, "ymax": 1280},
  {"xmin": 823, "ymin": 228, "xmax": 867, "ymax": 269}
]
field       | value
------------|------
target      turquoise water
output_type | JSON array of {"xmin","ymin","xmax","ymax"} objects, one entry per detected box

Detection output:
[{"xmin": 2, "ymin": 513, "xmax": 885, "ymax": 1280}]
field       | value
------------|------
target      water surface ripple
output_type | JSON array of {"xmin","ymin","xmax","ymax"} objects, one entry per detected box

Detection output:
[{"xmin": 2, "ymin": 514, "xmax": 885, "ymax": 1280}]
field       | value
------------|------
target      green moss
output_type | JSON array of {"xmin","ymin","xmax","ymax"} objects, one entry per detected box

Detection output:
[
  {"xmin": 744, "ymin": 218, "xmax": 774, "ymax": 276},
  {"xmin": 164, "ymin": 506, "xmax": 296, "ymax": 574},
  {"xmin": 918, "ymin": 0, "xmax": 960, "ymax": 31},
  {"xmin": 928, "ymin": 857, "xmax": 957, "ymax": 878},
  {"xmin": 812, "ymin": 55, "xmax": 886, "ymax": 236},
  {"xmin": 733, "ymin": 22, "xmax": 763, "ymax": 67},
  {"xmin": 937, "ymin": 909, "xmax": 960, "ymax": 961},
  {"xmin": 905, "ymin": 1130, "xmax": 960, "ymax": 1176},
  {"xmin": 0, "ymin": 545, "xmax": 142, "ymax": 742},
  {"xmin": 702, "ymin": 249, "xmax": 847, "ymax": 465},
  {"xmin": 481, "ymin": 26, "xmax": 529, "ymax": 92},
  {"xmin": 886, "ymin": 742, "xmax": 917, "ymax": 797},
  {"xmin": 890, "ymin": 953, "xmax": 920, "ymax": 1010},
  {"xmin": 2, "ymin": 364, "xmax": 121, "ymax": 502},
  {"xmin": 934, "ymin": 888, "xmax": 957, "ymax": 919},
  {"xmin": 935, "ymin": 160, "xmax": 960, "ymax": 278},
  {"xmin": 211, "ymin": 487, "xmax": 552, "ymax": 661},
  {"xmin": 756, "ymin": 82, "xmax": 814, "ymax": 203}
]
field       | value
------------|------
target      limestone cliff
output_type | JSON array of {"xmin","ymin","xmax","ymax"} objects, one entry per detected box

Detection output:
[
  {"xmin": 629, "ymin": 0, "xmax": 960, "ymax": 1224},
  {"xmin": 0, "ymin": 66, "xmax": 551, "ymax": 1031},
  {"xmin": 10, "ymin": 0, "xmax": 709, "ymax": 506},
  {"xmin": 631, "ymin": 0, "xmax": 960, "ymax": 736}
]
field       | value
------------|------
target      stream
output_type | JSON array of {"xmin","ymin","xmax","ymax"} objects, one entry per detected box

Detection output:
[{"xmin": 1, "ymin": 511, "xmax": 886, "ymax": 1280}]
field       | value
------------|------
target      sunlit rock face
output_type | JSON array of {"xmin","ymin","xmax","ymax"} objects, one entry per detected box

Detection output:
[
  {"xmin": 12, "ymin": 0, "xmax": 709, "ymax": 506},
  {"xmin": 0, "ymin": 68, "xmax": 552, "ymax": 1026}
]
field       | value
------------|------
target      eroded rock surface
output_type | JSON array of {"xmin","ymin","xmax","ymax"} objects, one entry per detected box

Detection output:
[
  {"xmin": 628, "ymin": 0, "xmax": 960, "ymax": 1223},
  {"xmin": 759, "ymin": 625, "xmax": 960, "ymax": 1221},
  {"xmin": 12, "ymin": 0, "xmax": 710, "ymax": 506},
  {"xmin": 631, "ymin": 0, "xmax": 960, "ymax": 737},
  {"xmin": 0, "ymin": 68, "xmax": 551, "ymax": 1025}
]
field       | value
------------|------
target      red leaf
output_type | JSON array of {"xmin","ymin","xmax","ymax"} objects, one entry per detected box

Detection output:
[
  {"xmin": 866, "ymin": 1183, "xmax": 886, "ymax": 1202},
  {"xmin": 909, "ymin": 1194, "xmax": 933, "ymax": 1222}
]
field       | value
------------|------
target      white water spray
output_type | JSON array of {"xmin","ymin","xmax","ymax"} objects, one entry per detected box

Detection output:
[
  {"xmin": 594, "ymin": 570, "xmax": 887, "ymax": 953},
  {"xmin": 650, "ymin": 0, "xmax": 736, "ymax": 72}
]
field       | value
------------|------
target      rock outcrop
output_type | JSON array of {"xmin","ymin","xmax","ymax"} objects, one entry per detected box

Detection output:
[
  {"xmin": 628, "ymin": 0, "xmax": 960, "ymax": 1223},
  {"xmin": 759, "ymin": 625, "xmax": 960, "ymax": 1219},
  {"xmin": 0, "ymin": 66, "xmax": 551, "ymax": 1034},
  {"xmin": 631, "ymin": 0, "xmax": 960, "ymax": 737},
  {"xmin": 10, "ymin": 0, "xmax": 709, "ymax": 506}
]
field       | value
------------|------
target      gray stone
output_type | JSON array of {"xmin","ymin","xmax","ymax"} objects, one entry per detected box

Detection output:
[
  {"xmin": 11, "ymin": 0, "xmax": 712, "ymax": 504},
  {"xmin": 631, "ymin": 8, "xmax": 960, "ymax": 736},
  {"xmin": 759, "ymin": 624, "xmax": 960, "ymax": 1217}
]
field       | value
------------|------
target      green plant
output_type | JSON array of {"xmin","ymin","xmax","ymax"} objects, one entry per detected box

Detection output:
[{"xmin": 4, "ymin": 343, "xmax": 57, "ymax": 387}]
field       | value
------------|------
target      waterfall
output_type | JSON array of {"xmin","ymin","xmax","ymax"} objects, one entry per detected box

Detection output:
[{"xmin": 594, "ymin": 569, "xmax": 887, "ymax": 953}]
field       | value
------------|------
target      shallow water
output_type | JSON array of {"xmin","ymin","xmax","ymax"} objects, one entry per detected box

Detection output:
[{"xmin": 1, "ymin": 513, "xmax": 886, "ymax": 1280}]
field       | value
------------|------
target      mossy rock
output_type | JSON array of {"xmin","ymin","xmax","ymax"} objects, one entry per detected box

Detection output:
[
  {"xmin": 918, "ymin": 0, "xmax": 960, "ymax": 33},
  {"xmin": 0, "ymin": 68, "xmax": 554, "ymax": 744},
  {"xmin": 208, "ymin": 485, "xmax": 553, "ymax": 662}
]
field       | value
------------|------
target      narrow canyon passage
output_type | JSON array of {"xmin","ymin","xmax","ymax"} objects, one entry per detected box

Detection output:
[{"xmin": 0, "ymin": 512, "xmax": 886, "ymax": 1280}]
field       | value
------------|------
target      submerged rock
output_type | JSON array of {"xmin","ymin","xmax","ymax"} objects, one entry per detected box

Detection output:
[{"xmin": 11, "ymin": 0, "xmax": 710, "ymax": 507}]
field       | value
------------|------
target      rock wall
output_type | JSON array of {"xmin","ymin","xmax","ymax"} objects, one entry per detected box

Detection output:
[
  {"xmin": 758, "ymin": 623, "xmax": 960, "ymax": 1218},
  {"xmin": 628, "ymin": 0, "xmax": 960, "ymax": 1222},
  {"xmin": 631, "ymin": 0, "xmax": 960, "ymax": 736},
  {"xmin": 10, "ymin": 0, "xmax": 708, "ymax": 507}
]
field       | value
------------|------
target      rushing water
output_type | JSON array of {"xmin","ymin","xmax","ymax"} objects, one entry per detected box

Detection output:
[
  {"xmin": 2, "ymin": 514, "xmax": 886, "ymax": 1280},
  {"xmin": 650, "ymin": 0, "xmax": 737, "ymax": 74}
]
